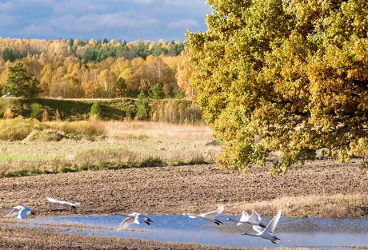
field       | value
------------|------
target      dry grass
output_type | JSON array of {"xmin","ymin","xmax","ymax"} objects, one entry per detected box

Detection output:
[
  {"xmin": 0, "ymin": 118, "xmax": 105, "ymax": 141},
  {"xmin": 0, "ymin": 121, "xmax": 220, "ymax": 177},
  {"xmin": 102, "ymin": 120, "xmax": 213, "ymax": 141},
  {"xmin": 46, "ymin": 120, "xmax": 105, "ymax": 137},
  {"xmin": 227, "ymin": 194, "xmax": 368, "ymax": 219},
  {"xmin": 0, "ymin": 117, "xmax": 45, "ymax": 141}
]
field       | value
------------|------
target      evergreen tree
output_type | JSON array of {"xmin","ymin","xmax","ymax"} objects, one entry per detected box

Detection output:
[
  {"xmin": 116, "ymin": 77, "xmax": 128, "ymax": 97},
  {"xmin": 90, "ymin": 101, "xmax": 102, "ymax": 120},
  {"xmin": 134, "ymin": 42, "xmax": 149, "ymax": 59},
  {"xmin": 2, "ymin": 48, "xmax": 16, "ymax": 62},
  {"xmin": 151, "ymin": 44, "xmax": 168, "ymax": 57},
  {"xmin": 2, "ymin": 48, "xmax": 26, "ymax": 62},
  {"xmin": 29, "ymin": 77, "xmax": 42, "ymax": 98},
  {"xmin": 149, "ymin": 83, "xmax": 165, "ymax": 99},
  {"xmin": 2, "ymin": 62, "xmax": 40, "ymax": 97},
  {"xmin": 175, "ymin": 88, "xmax": 185, "ymax": 100},
  {"xmin": 168, "ymin": 42, "xmax": 184, "ymax": 56},
  {"xmin": 136, "ymin": 91, "xmax": 150, "ymax": 120}
]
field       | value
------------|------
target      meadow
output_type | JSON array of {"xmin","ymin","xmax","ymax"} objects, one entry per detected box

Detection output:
[{"xmin": 0, "ymin": 119, "xmax": 220, "ymax": 177}]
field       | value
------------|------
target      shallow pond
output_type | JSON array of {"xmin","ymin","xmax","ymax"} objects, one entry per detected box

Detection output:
[{"xmin": 25, "ymin": 215, "xmax": 368, "ymax": 248}]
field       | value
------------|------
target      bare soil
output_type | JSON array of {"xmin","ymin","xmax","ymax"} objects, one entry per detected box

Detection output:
[{"xmin": 0, "ymin": 160, "xmax": 367, "ymax": 249}]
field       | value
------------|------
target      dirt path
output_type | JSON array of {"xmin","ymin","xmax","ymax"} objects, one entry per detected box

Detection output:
[{"xmin": 0, "ymin": 160, "xmax": 367, "ymax": 217}]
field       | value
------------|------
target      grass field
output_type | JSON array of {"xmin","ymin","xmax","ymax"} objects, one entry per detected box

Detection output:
[{"xmin": 0, "ymin": 120, "xmax": 220, "ymax": 177}]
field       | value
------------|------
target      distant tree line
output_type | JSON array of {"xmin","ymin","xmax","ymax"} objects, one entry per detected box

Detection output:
[{"xmin": 0, "ymin": 38, "xmax": 192, "ymax": 99}]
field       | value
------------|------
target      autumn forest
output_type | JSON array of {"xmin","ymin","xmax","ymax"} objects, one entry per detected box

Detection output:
[{"xmin": 0, "ymin": 38, "xmax": 193, "ymax": 99}]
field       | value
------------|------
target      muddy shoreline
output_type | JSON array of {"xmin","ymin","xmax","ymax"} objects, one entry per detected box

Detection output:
[
  {"xmin": 1, "ymin": 160, "xmax": 367, "ymax": 217},
  {"xmin": 1, "ymin": 160, "xmax": 367, "ymax": 249}
]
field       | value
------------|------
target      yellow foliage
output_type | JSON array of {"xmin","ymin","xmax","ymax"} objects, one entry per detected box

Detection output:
[
  {"xmin": 187, "ymin": 0, "xmax": 368, "ymax": 174},
  {"xmin": 4, "ymin": 108, "xmax": 13, "ymax": 119}
]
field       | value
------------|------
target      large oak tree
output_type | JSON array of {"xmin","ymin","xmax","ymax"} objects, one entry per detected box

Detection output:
[{"xmin": 186, "ymin": 0, "xmax": 368, "ymax": 175}]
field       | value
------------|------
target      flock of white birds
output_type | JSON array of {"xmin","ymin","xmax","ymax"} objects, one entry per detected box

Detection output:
[
  {"xmin": 183, "ymin": 204, "xmax": 282, "ymax": 244},
  {"xmin": 0, "ymin": 200, "xmax": 282, "ymax": 244}
]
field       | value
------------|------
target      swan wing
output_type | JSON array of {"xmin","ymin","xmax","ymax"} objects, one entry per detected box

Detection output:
[
  {"xmin": 249, "ymin": 210, "xmax": 262, "ymax": 223},
  {"xmin": 236, "ymin": 211, "xmax": 249, "ymax": 226},
  {"xmin": 133, "ymin": 214, "xmax": 141, "ymax": 225},
  {"xmin": 185, "ymin": 213, "xmax": 198, "ymax": 219},
  {"xmin": 47, "ymin": 197, "xmax": 79, "ymax": 207},
  {"xmin": 63, "ymin": 201, "xmax": 80, "ymax": 207},
  {"xmin": 252, "ymin": 225, "xmax": 264, "ymax": 234},
  {"xmin": 239, "ymin": 211, "xmax": 250, "ymax": 222},
  {"xmin": 46, "ymin": 197, "xmax": 57, "ymax": 203},
  {"xmin": 265, "ymin": 210, "xmax": 282, "ymax": 234},
  {"xmin": 3, "ymin": 208, "xmax": 19, "ymax": 218},
  {"xmin": 201, "ymin": 204, "xmax": 224, "ymax": 218},
  {"xmin": 47, "ymin": 197, "xmax": 64, "ymax": 205},
  {"xmin": 116, "ymin": 216, "xmax": 135, "ymax": 230},
  {"xmin": 17, "ymin": 207, "xmax": 30, "ymax": 219},
  {"xmin": 17, "ymin": 205, "xmax": 34, "ymax": 219}
]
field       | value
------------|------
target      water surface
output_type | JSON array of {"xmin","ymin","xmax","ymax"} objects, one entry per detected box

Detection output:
[{"xmin": 27, "ymin": 215, "xmax": 368, "ymax": 248}]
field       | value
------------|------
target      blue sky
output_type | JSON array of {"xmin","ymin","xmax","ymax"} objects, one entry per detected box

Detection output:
[{"xmin": 0, "ymin": 0, "xmax": 211, "ymax": 42}]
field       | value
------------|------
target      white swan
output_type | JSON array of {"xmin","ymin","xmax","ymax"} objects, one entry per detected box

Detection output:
[
  {"xmin": 226, "ymin": 210, "xmax": 266, "ymax": 227},
  {"xmin": 241, "ymin": 210, "xmax": 282, "ymax": 244},
  {"xmin": 46, "ymin": 197, "xmax": 80, "ymax": 208},
  {"xmin": 115, "ymin": 212, "xmax": 153, "ymax": 231},
  {"xmin": 0, "ymin": 205, "xmax": 35, "ymax": 219},
  {"xmin": 183, "ymin": 204, "xmax": 224, "ymax": 225}
]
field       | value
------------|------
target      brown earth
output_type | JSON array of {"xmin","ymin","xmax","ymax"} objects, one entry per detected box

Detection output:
[
  {"xmin": 0, "ymin": 223, "xmax": 242, "ymax": 250},
  {"xmin": 0, "ymin": 160, "xmax": 367, "ymax": 249}
]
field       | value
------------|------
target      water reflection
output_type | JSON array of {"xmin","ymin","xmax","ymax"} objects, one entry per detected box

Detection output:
[{"xmin": 26, "ymin": 215, "xmax": 368, "ymax": 248}]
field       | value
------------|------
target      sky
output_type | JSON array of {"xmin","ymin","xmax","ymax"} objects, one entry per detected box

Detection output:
[{"xmin": 0, "ymin": 0, "xmax": 211, "ymax": 42}]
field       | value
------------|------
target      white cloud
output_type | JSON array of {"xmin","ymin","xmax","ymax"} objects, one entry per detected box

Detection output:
[
  {"xmin": 168, "ymin": 19, "xmax": 199, "ymax": 29},
  {"xmin": 49, "ymin": 12, "xmax": 157, "ymax": 33},
  {"xmin": 133, "ymin": 0, "xmax": 155, "ymax": 4},
  {"xmin": 22, "ymin": 24, "xmax": 54, "ymax": 35},
  {"xmin": 0, "ymin": 0, "xmax": 209, "ymax": 41},
  {"xmin": 53, "ymin": 0, "xmax": 109, "ymax": 15},
  {"xmin": 132, "ymin": 0, "xmax": 207, "ymax": 6}
]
